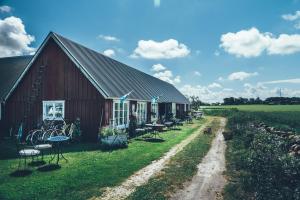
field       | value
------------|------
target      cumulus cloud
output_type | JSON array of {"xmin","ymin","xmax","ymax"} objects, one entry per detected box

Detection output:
[
  {"xmin": 268, "ymin": 34, "xmax": 300, "ymax": 55},
  {"xmin": 0, "ymin": 16, "xmax": 35, "ymax": 58},
  {"xmin": 131, "ymin": 39, "xmax": 190, "ymax": 59},
  {"xmin": 180, "ymin": 83, "xmax": 300, "ymax": 103},
  {"xmin": 194, "ymin": 71, "xmax": 201, "ymax": 76},
  {"xmin": 180, "ymin": 84, "xmax": 234, "ymax": 103},
  {"xmin": 151, "ymin": 63, "xmax": 166, "ymax": 72},
  {"xmin": 152, "ymin": 64, "xmax": 181, "ymax": 85},
  {"xmin": 228, "ymin": 71, "xmax": 258, "ymax": 81},
  {"xmin": 103, "ymin": 49, "xmax": 115, "ymax": 57},
  {"xmin": 282, "ymin": 11, "xmax": 300, "ymax": 21},
  {"xmin": 220, "ymin": 28, "xmax": 271, "ymax": 58},
  {"xmin": 220, "ymin": 27, "xmax": 300, "ymax": 57},
  {"xmin": 0, "ymin": 5, "xmax": 12, "ymax": 13},
  {"xmin": 97, "ymin": 34, "xmax": 120, "ymax": 42},
  {"xmin": 208, "ymin": 82, "xmax": 222, "ymax": 89},
  {"xmin": 153, "ymin": 70, "xmax": 181, "ymax": 84}
]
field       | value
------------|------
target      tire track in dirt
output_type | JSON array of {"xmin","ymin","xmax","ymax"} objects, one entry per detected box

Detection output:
[{"xmin": 171, "ymin": 117, "xmax": 227, "ymax": 200}]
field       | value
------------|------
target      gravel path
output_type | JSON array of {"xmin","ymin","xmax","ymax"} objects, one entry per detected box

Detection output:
[
  {"xmin": 171, "ymin": 118, "xmax": 227, "ymax": 200},
  {"xmin": 89, "ymin": 118, "xmax": 213, "ymax": 200}
]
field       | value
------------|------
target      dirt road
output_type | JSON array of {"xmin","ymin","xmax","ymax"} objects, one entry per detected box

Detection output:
[
  {"xmin": 171, "ymin": 118, "xmax": 227, "ymax": 200},
  {"xmin": 89, "ymin": 118, "xmax": 213, "ymax": 200}
]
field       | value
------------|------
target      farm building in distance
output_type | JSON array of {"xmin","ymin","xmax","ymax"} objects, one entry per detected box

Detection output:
[{"xmin": 0, "ymin": 32, "xmax": 190, "ymax": 141}]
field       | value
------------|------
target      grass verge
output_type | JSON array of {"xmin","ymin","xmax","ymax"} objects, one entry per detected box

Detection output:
[{"xmin": 127, "ymin": 117, "xmax": 221, "ymax": 200}]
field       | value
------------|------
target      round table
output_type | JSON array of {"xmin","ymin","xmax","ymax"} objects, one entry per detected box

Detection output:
[
  {"xmin": 145, "ymin": 124, "xmax": 165, "ymax": 138},
  {"xmin": 47, "ymin": 136, "xmax": 70, "ymax": 165}
]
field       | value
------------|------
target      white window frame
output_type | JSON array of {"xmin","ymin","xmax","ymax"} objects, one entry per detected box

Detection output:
[
  {"xmin": 42, "ymin": 100, "xmax": 65, "ymax": 121},
  {"xmin": 137, "ymin": 102, "xmax": 147, "ymax": 124},
  {"xmin": 113, "ymin": 100, "xmax": 129, "ymax": 129},
  {"xmin": 151, "ymin": 103, "xmax": 158, "ymax": 122}
]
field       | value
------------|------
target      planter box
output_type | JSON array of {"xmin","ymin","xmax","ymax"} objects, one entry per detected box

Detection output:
[{"xmin": 101, "ymin": 135, "xmax": 127, "ymax": 145}]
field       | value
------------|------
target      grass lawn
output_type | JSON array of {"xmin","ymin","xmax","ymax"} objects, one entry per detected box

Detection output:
[
  {"xmin": 127, "ymin": 117, "xmax": 221, "ymax": 200},
  {"xmin": 203, "ymin": 105, "xmax": 300, "ymax": 112},
  {"xmin": 0, "ymin": 119, "xmax": 206, "ymax": 200}
]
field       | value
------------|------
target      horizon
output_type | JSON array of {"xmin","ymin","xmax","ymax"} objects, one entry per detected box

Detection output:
[{"xmin": 0, "ymin": 0, "xmax": 300, "ymax": 103}]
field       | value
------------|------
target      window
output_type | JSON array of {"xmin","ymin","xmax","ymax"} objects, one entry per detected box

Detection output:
[
  {"xmin": 43, "ymin": 100, "xmax": 65, "ymax": 120},
  {"xmin": 113, "ymin": 100, "xmax": 129, "ymax": 128},
  {"xmin": 151, "ymin": 103, "xmax": 158, "ymax": 122},
  {"xmin": 137, "ymin": 102, "xmax": 147, "ymax": 124}
]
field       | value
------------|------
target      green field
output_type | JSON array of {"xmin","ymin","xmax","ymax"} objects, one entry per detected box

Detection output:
[{"xmin": 203, "ymin": 105, "xmax": 300, "ymax": 112}]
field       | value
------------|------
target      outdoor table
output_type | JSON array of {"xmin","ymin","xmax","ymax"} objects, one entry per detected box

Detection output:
[
  {"xmin": 47, "ymin": 136, "xmax": 70, "ymax": 165},
  {"xmin": 164, "ymin": 121, "xmax": 173, "ymax": 129},
  {"xmin": 145, "ymin": 124, "xmax": 165, "ymax": 138}
]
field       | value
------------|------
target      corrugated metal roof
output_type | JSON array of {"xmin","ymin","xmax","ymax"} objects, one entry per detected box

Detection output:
[
  {"xmin": 53, "ymin": 32, "xmax": 189, "ymax": 104},
  {"xmin": 0, "ymin": 56, "xmax": 33, "ymax": 100}
]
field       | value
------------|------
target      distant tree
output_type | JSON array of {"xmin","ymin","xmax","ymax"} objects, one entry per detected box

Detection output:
[
  {"xmin": 189, "ymin": 96, "xmax": 210, "ymax": 110},
  {"xmin": 222, "ymin": 96, "xmax": 300, "ymax": 105}
]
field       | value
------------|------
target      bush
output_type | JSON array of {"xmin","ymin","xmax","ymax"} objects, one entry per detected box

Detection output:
[{"xmin": 222, "ymin": 110, "xmax": 300, "ymax": 200}]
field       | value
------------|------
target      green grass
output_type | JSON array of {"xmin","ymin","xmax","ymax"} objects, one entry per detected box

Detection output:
[
  {"xmin": 127, "ymin": 118, "xmax": 220, "ymax": 200},
  {"xmin": 0, "ymin": 119, "xmax": 206, "ymax": 200},
  {"xmin": 203, "ymin": 104, "xmax": 300, "ymax": 112}
]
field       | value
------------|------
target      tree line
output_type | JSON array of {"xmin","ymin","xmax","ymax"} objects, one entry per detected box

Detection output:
[
  {"xmin": 189, "ymin": 96, "xmax": 300, "ymax": 110},
  {"xmin": 223, "ymin": 97, "xmax": 300, "ymax": 105}
]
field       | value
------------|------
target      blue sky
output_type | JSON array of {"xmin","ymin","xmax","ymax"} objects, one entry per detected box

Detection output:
[{"xmin": 0, "ymin": 0, "xmax": 300, "ymax": 102}]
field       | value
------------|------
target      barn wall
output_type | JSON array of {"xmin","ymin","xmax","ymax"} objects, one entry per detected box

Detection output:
[{"xmin": 5, "ymin": 38, "xmax": 105, "ymax": 141}]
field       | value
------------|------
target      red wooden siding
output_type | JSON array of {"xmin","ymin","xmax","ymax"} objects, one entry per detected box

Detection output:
[{"xmin": 5, "ymin": 38, "xmax": 105, "ymax": 141}]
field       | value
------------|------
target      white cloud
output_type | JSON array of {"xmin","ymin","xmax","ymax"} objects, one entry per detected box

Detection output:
[
  {"xmin": 208, "ymin": 82, "xmax": 222, "ymax": 89},
  {"xmin": 261, "ymin": 78, "xmax": 300, "ymax": 84},
  {"xmin": 131, "ymin": 39, "xmax": 190, "ymax": 59},
  {"xmin": 220, "ymin": 27, "xmax": 300, "ymax": 57},
  {"xmin": 179, "ymin": 84, "xmax": 235, "ymax": 103},
  {"xmin": 152, "ymin": 64, "xmax": 181, "ymax": 85},
  {"xmin": 180, "ymin": 83, "xmax": 300, "ymax": 103},
  {"xmin": 151, "ymin": 63, "xmax": 166, "ymax": 72},
  {"xmin": 268, "ymin": 34, "xmax": 300, "ymax": 55},
  {"xmin": 153, "ymin": 70, "xmax": 181, "ymax": 84},
  {"xmin": 103, "ymin": 49, "xmax": 115, "ymax": 57},
  {"xmin": 0, "ymin": 16, "xmax": 35, "ymax": 58},
  {"xmin": 97, "ymin": 34, "xmax": 120, "ymax": 42},
  {"xmin": 282, "ymin": 11, "xmax": 300, "ymax": 21},
  {"xmin": 220, "ymin": 27, "xmax": 271, "ymax": 58},
  {"xmin": 194, "ymin": 71, "xmax": 202, "ymax": 76},
  {"xmin": 228, "ymin": 71, "xmax": 258, "ymax": 81},
  {"xmin": 154, "ymin": 0, "xmax": 161, "ymax": 7},
  {"xmin": 0, "ymin": 5, "xmax": 12, "ymax": 13}
]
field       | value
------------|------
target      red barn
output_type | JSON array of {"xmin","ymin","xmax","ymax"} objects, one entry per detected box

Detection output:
[{"xmin": 0, "ymin": 32, "xmax": 190, "ymax": 141}]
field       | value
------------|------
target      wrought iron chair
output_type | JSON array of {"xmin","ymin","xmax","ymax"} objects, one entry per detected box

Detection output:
[{"xmin": 16, "ymin": 123, "xmax": 40, "ymax": 170}]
